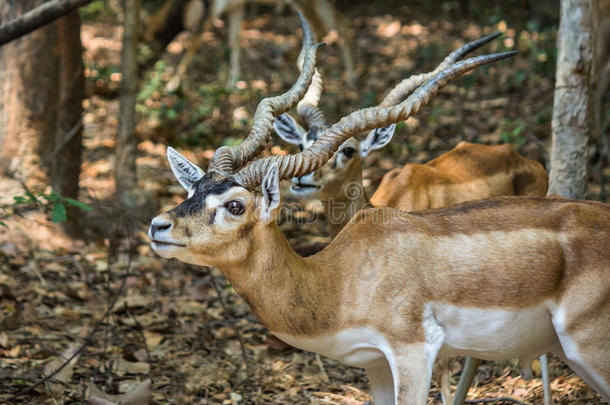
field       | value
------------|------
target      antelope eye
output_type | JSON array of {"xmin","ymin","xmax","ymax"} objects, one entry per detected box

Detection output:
[
  {"xmin": 342, "ymin": 147, "xmax": 356, "ymax": 158},
  {"xmin": 225, "ymin": 200, "xmax": 245, "ymax": 216}
]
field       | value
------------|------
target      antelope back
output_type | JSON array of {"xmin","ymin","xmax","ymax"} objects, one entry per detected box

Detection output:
[{"xmin": 370, "ymin": 142, "xmax": 548, "ymax": 211}]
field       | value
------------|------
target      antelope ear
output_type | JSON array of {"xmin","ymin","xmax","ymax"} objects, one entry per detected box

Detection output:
[
  {"xmin": 273, "ymin": 114, "xmax": 306, "ymax": 145},
  {"xmin": 260, "ymin": 164, "xmax": 280, "ymax": 224},
  {"xmin": 359, "ymin": 124, "xmax": 397, "ymax": 157},
  {"xmin": 167, "ymin": 146, "xmax": 205, "ymax": 195}
]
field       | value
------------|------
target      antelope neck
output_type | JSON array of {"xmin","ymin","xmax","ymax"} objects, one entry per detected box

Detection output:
[{"xmin": 217, "ymin": 222, "xmax": 342, "ymax": 336}]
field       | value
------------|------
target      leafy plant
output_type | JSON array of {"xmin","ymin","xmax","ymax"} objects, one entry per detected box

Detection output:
[
  {"xmin": 80, "ymin": 0, "xmax": 115, "ymax": 22},
  {"xmin": 137, "ymin": 61, "xmax": 185, "ymax": 122},
  {"xmin": 500, "ymin": 118, "xmax": 527, "ymax": 147},
  {"xmin": 11, "ymin": 190, "xmax": 92, "ymax": 223}
]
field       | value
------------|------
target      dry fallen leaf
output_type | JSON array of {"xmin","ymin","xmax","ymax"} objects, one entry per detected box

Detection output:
[
  {"xmin": 143, "ymin": 331, "xmax": 163, "ymax": 350},
  {"xmin": 114, "ymin": 357, "xmax": 150, "ymax": 375},
  {"xmin": 43, "ymin": 344, "xmax": 80, "ymax": 383},
  {"xmin": 42, "ymin": 344, "xmax": 80, "ymax": 396},
  {"xmin": 88, "ymin": 379, "xmax": 152, "ymax": 405}
]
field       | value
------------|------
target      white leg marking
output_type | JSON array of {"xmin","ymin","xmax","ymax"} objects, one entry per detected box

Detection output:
[
  {"xmin": 552, "ymin": 306, "xmax": 610, "ymax": 400},
  {"xmin": 390, "ymin": 344, "xmax": 431, "ymax": 405},
  {"xmin": 366, "ymin": 358, "xmax": 395, "ymax": 405},
  {"xmin": 423, "ymin": 304, "xmax": 446, "ymax": 379}
]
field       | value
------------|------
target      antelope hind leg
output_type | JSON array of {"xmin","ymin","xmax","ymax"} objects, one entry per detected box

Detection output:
[
  {"xmin": 437, "ymin": 356, "xmax": 453, "ymax": 405},
  {"xmin": 552, "ymin": 281, "xmax": 610, "ymax": 401}
]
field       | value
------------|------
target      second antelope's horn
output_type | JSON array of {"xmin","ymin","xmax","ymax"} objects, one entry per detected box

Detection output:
[
  {"xmin": 235, "ymin": 50, "xmax": 517, "ymax": 188},
  {"xmin": 208, "ymin": 11, "xmax": 325, "ymax": 173}
]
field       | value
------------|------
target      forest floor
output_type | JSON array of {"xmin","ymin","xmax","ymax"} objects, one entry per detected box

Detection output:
[{"xmin": 0, "ymin": 1, "xmax": 608, "ymax": 404}]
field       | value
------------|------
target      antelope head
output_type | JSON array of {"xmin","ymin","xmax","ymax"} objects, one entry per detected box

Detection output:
[
  {"xmin": 149, "ymin": 149, "xmax": 282, "ymax": 267},
  {"xmin": 274, "ymin": 111, "xmax": 396, "ymax": 198},
  {"xmin": 272, "ymin": 53, "xmax": 397, "ymax": 198}
]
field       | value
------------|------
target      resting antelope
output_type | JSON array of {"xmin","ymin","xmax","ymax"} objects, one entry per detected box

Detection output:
[
  {"xmin": 273, "ymin": 36, "xmax": 550, "ymax": 404},
  {"xmin": 149, "ymin": 14, "xmax": 610, "ymax": 405}
]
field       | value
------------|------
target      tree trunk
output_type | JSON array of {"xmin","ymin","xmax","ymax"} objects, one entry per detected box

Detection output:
[
  {"xmin": 0, "ymin": 0, "xmax": 59, "ymax": 189},
  {"xmin": 54, "ymin": 10, "xmax": 84, "ymax": 199},
  {"xmin": 0, "ymin": 0, "xmax": 83, "ymax": 199},
  {"xmin": 115, "ymin": 0, "xmax": 141, "ymax": 206},
  {"xmin": 549, "ymin": 0, "xmax": 598, "ymax": 198}
]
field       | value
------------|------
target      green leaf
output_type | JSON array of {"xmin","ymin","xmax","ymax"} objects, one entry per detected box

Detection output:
[
  {"xmin": 24, "ymin": 188, "xmax": 40, "ymax": 204},
  {"xmin": 46, "ymin": 191, "xmax": 60, "ymax": 202},
  {"xmin": 0, "ymin": 222, "xmax": 8, "ymax": 230},
  {"xmin": 51, "ymin": 202, "xmax": 67, "ymax": 223},
  {"xmin": 62, "ymin": 197, "xmax": 92, "ymax": 211},
  {"xmin": 166, "ymin": 108, "xmax": 178, "ymax": 120}
]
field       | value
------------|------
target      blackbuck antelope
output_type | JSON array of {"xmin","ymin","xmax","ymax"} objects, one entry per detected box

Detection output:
[
  {"xmin": 149, "ymin": 14, "xmax": 610, "ymax": 405},
  {"xmin": 274, "ymin": 35, "xmax": 550, "ymax": 404}
]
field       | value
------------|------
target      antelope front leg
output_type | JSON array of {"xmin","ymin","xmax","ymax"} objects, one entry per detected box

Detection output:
[{"xmin": 390, "ymin": 343, "xmax": 435, "ymax": 405}]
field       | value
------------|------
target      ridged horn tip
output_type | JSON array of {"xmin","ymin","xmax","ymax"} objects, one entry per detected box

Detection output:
[{"xmin": 486, "ymin": 50, "xmax": 518, "ymax": 61}]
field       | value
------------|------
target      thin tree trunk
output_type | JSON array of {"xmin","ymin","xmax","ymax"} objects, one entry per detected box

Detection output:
[
  {"xmin": 115, "ymin": 0, "xmax": 141, "ymax": 205},
  {"xmin": 549, "ymin": 0, "xmax": 598, "ymax": 198}
]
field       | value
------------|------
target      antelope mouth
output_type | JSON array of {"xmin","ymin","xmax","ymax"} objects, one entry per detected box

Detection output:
[
  {"xmin": 151, "ymin": 240, "xmax": 186, "ymax": 248},
  {"xmin": 290, "ymin": 183, "xmax": 321, "ymax": 195}
]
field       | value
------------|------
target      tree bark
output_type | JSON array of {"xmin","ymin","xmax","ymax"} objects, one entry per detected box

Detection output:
[
  {"xmin": 0, "ymin": 0, "xmax": 94, "ymax": 46},
  {"xmin": 54, "ymin": 10, "xmax": 84, "ymax": 199},
  {"xmin": 549, "ymin": 0, "xmax": 598, "ymax": 198},
  {"xmin": 115, "ymin": 0, "xmax": 141, "ymax": 205},
  {"xmin": 0, "ymin": 0, "xmax": 83, "ymax": 198}
]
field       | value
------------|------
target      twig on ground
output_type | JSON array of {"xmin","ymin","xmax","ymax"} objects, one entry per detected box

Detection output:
[
  {"xmin": 465, "ymin": 395, "xmax": 530, "ymax": 404},
  {"xmin": 315, "ymin": 354, "xmax": 330, "ymax": 383}
]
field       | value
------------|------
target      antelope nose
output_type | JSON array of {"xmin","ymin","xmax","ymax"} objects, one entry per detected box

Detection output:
[{"xmin": 149, "ymin": 217, "xmax": 172, "ymax": 239}]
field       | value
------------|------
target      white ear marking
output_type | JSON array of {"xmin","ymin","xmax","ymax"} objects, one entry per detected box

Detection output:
[
  {"xmin": 166, "ymin": 146, "xmax": 205, "ymax": 194},
  {"xmin": 359, "ymin": 123, "xmax": 397, "ymax": 157},
  {"xmin": 274, "ymin": 114, "xmax": 306, "ymax": 145},
  {"xmin": 260, "ymin": 164, "xmax": 280, "ymax": 224}
]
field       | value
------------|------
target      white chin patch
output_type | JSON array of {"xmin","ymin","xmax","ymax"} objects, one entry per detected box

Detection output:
[
  {"xmin": 290, "ymin": 185, "xmax": 320, "ymax": 196},
  {"xmin": 150, "ymin": 242, "xmax": 181, "ymax": 259}
]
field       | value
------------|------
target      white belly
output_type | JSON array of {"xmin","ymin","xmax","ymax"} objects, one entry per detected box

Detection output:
[
  {"xmin": 274, "ymin": 327, "xmax": 391, "ymax": 368},
  {"xmin": 434, "ymin": 301, "xmax": 558, "ymax": 360}
]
